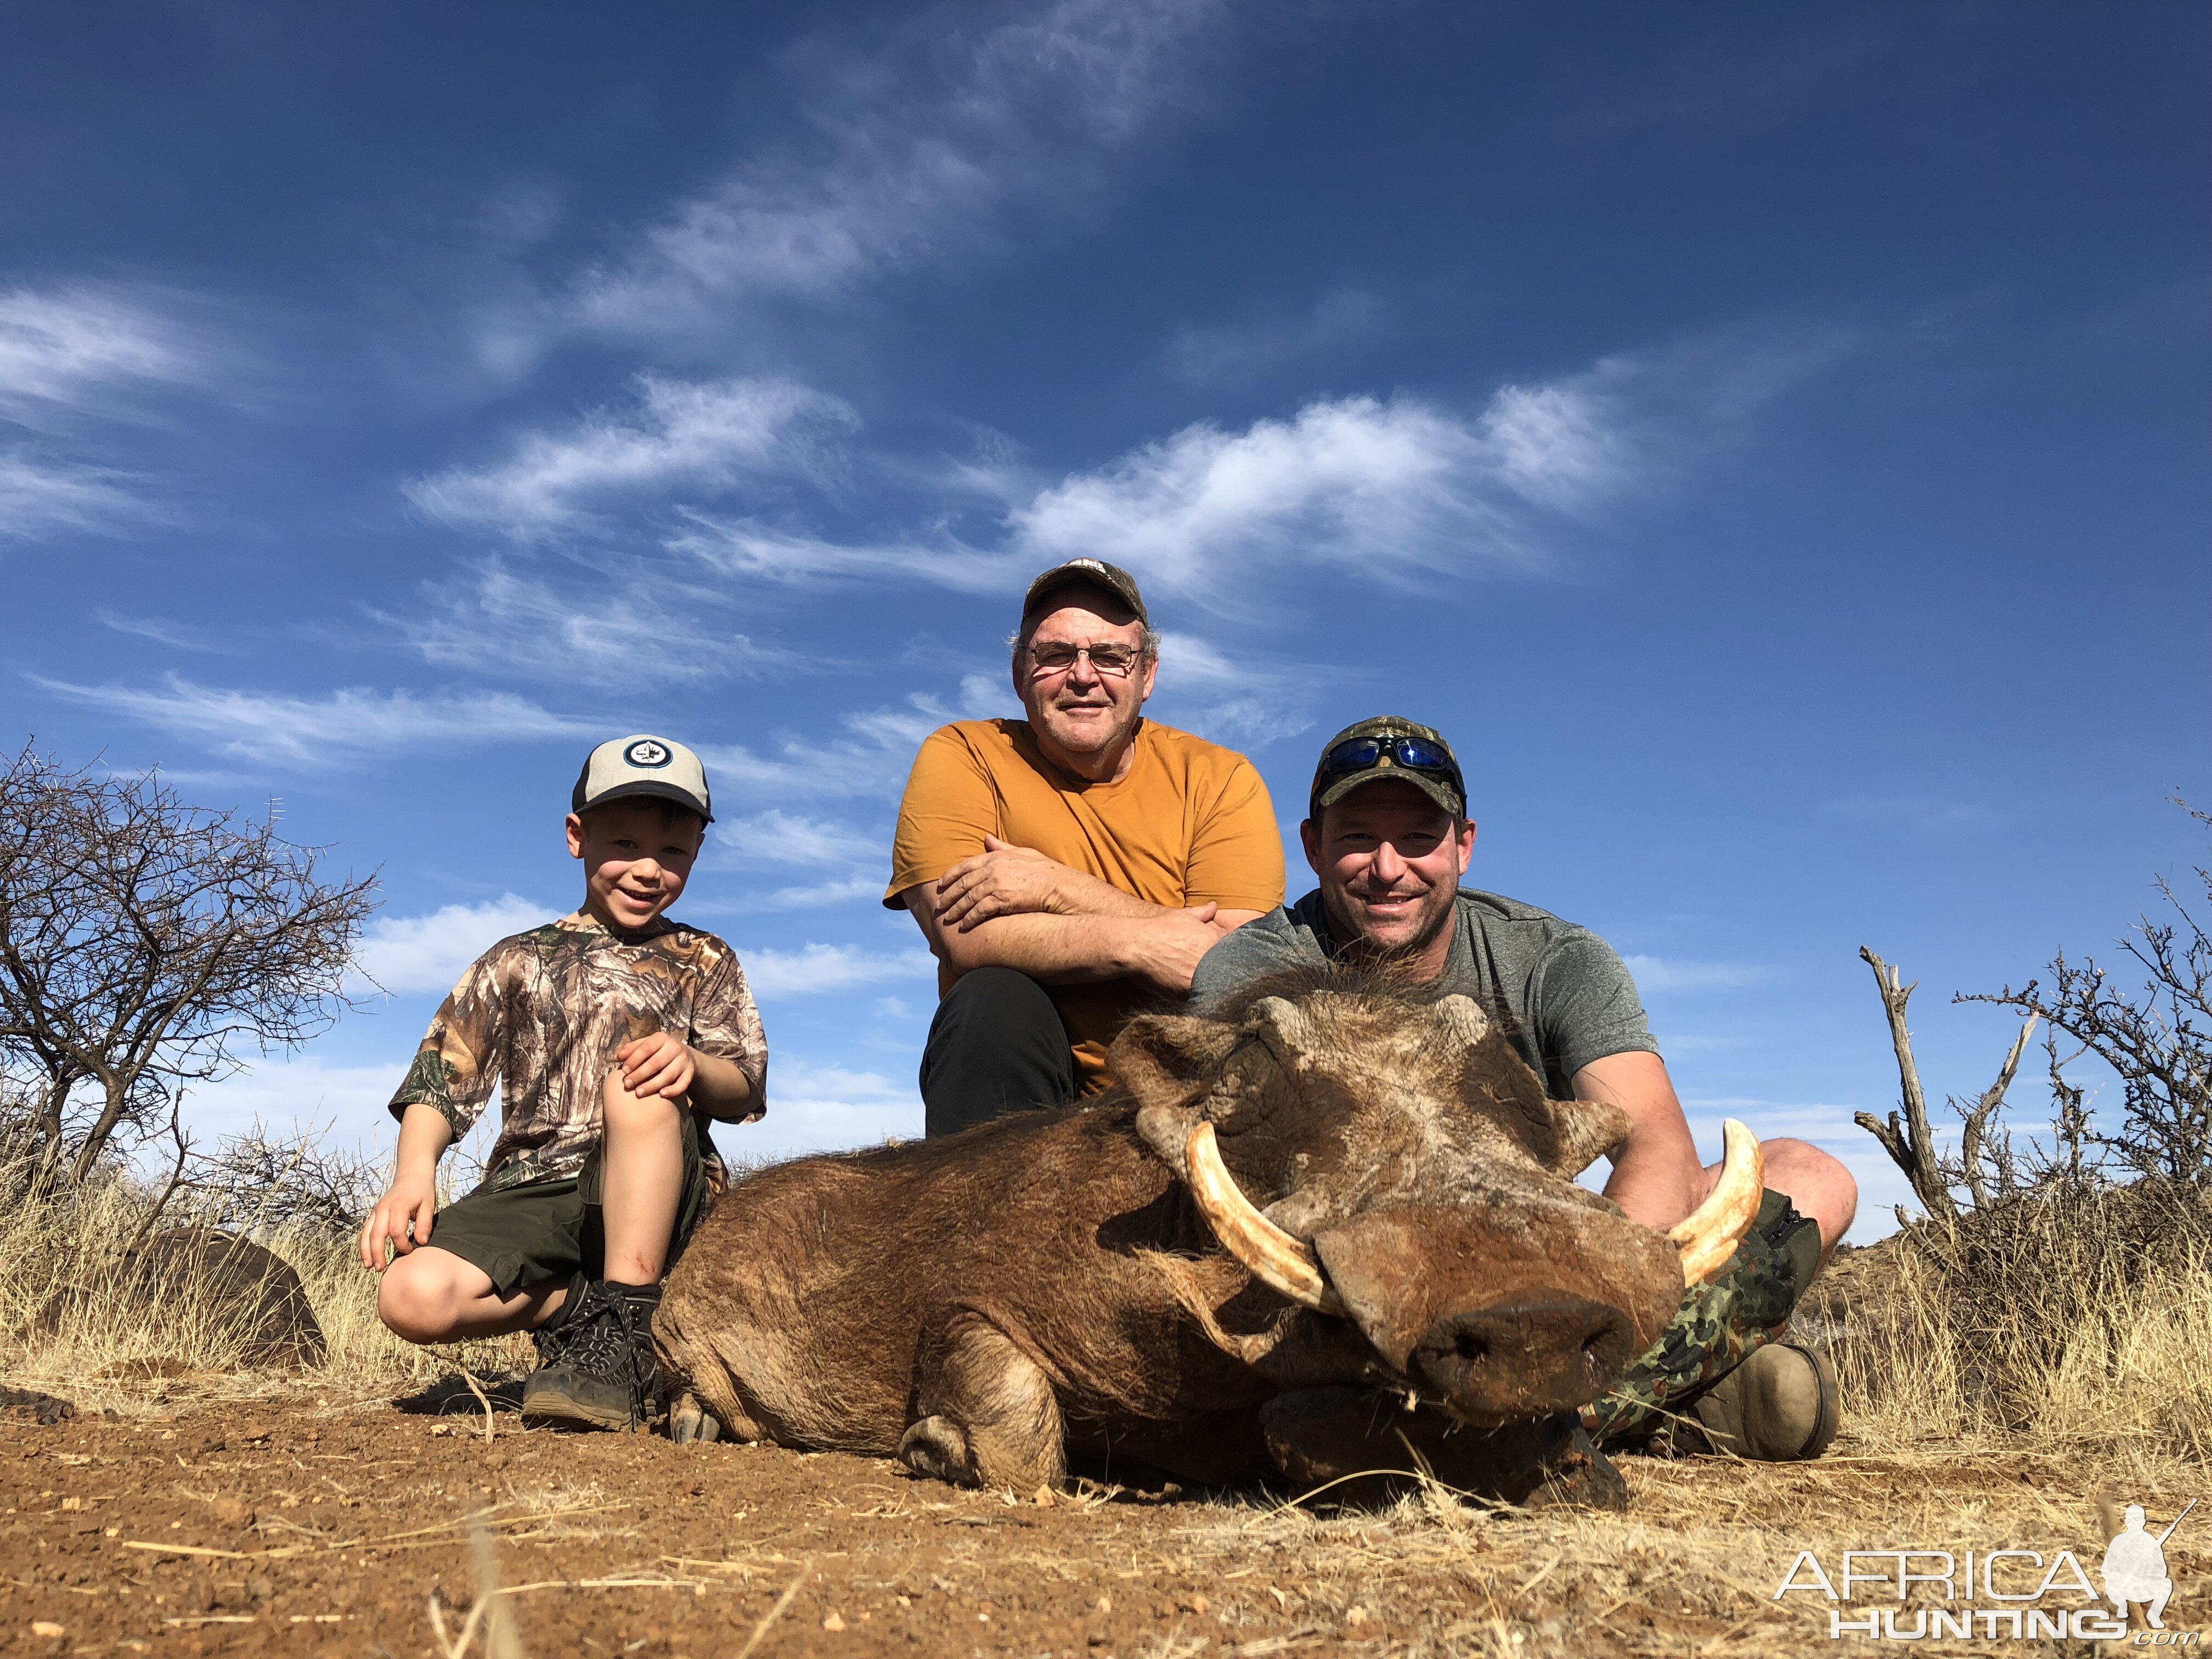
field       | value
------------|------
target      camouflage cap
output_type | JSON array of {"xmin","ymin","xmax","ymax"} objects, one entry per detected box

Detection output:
[
  {"xmin": 1022, "ymin": 558, "xmax": 1150, "ymax": 626},
  {"xmin": 1308, "ymin": 715, "xmax": 1466, "ymax": 820}
]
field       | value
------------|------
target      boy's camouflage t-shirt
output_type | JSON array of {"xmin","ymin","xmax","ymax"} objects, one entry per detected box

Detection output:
[{"xmin": 387, "ymin": 911, "xmax": 766, "ymax": 1194}]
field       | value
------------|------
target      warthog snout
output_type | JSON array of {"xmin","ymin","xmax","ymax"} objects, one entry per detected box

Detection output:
[{"xmin": 1412, "ymin": 1296, "xmax": 1635, "ymax": 1421}]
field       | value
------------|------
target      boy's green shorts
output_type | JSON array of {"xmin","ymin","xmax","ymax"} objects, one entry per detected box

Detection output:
[{"xmin": 422, "ymin": 1115, "xmax": 717, "ymax": 1296}]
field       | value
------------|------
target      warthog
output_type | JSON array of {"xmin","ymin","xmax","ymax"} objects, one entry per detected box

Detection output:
[{"xmin": 656, "ymin": 970, "xmax": 1759, "ymax": 1503}]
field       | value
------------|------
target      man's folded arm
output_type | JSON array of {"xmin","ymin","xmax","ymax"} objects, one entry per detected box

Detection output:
[{"xmin": 901, "ymin": 879, "xmax": 1241, "ymax": 993}]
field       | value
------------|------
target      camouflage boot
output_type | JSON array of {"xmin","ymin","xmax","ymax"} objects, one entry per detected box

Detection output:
[
  {"xmin": 1689, "ymin": 1339, "xmax": 1839, "ymax": 1460},
  {"xmin": 521, "ymin": 1280, "xmax": 663, "ymax": 1432}
]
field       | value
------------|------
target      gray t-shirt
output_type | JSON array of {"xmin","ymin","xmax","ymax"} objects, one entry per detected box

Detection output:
[{"xmin": 1189, "ymin": 888, "xmax": 1658, "ymax": 1099}]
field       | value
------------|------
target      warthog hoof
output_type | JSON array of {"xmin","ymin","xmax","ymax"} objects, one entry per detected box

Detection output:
[
  {"xmin": 898, "ymin": 1415, "xmax": 980, "ymax": 1486},
  {"xmin": 668, "ymin": 1392, "xmax": 722, "ymax": 1444}
]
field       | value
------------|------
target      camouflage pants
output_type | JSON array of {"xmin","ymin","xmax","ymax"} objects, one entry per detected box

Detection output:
[{"xmin": 1581, "ymin": 1188, "xmax": 1824, "ymax": 1449}]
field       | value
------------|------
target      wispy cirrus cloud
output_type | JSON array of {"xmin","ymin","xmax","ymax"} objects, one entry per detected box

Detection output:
[
  {"xmin": 1161, "ymin": 288, "xmax": 1388, "ymax": 387},
  {"xmin": 398, "ymin": 560, "xmax": 807, "ymax": 687},
  {"xmin": 1146, "ymin": 629, "xmax": 1328, "ymax": 750},
  {"xmin": 32, "ymin": 675, "xmax": 597, "ymax": 766},
  {"xmin": 0, "ymin": 283, "xmax": 225, "ymax": 425},
  {"xmin": 512, "ymin": 0, "xmax": 1232, "ymax": 360},
  {"xmin": 0, "ymin": 453, "xmax": 167, "ymax": 541},
  {"xmin": 404, "ymin": 375, "xmax": 856, "ymax": 539},
  {"xmin": 0, "ymin": 283, "xmax": 243, "ymax": 542},
  {"xmin": 93, "ymin": 610, "xmax": 234, "ymax": 653}
]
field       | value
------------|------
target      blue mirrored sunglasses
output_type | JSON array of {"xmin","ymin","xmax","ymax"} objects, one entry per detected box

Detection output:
[{"xmin": 1319, "ymin": 735, "xmax": 1462, "ymax": 787}]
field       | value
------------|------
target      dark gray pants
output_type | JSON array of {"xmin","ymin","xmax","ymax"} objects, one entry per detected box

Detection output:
[{"xmin": 918, "ymin": 966, "xmax": 1079, "ymax": 1137}]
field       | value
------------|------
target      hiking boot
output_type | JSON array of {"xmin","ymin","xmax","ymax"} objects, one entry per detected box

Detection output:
[
  {"xmin": 1690, "ymin": 1339, "xmax": 1839, "ymax": 1460},
  {"xmin": 521, "ymin": 1280, "xmax": 663, "ymax": 1432},
  {"xmin": 527, "ymin": 1271, "xmax": 592, "ymax": 1372}
]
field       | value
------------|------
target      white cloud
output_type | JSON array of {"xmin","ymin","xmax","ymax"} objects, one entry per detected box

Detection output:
[
  {"xmin": 670, "ymin": 384, "xmax": 1635, "ymax": 603},
  {"xmin": 742, "ymin": 875, "xmax": 885, "ymax": 912},
  {"xmin": 177, "ymin": 1056, "xmax": 402, "ymax": 1155},
  {"xmin": 1012, "ymin": 390, "xmax": 1619, "ymax": 595},
  {"xmin": 957, "ymin": 672, "xmax": 1015, "ymax": 718},
  {"xmin": 711, "ymin": 809, "xmax": 878, "ymax": 870},
  {"xmin": 0, "ymin": 284, "xmax": 220, "ymax": 424},
  {"xmin": 405, "ymin": 375, "xmax": 856, "ymax": 539},
  {"xmin": 0, "ymin": 450, "xmax": 165, "ymax": 540},
  {"xmin": 1626, "ymin": 955, "xmax": 1778, "ymax": 994},
  {"xmin": 741, "ymin": 1057, "xmax": 923, "ymax": 1161},
  {"xmin": 739, "ymin": 942, "xmax": 935, "ymax": 998},
  {"xmin": 538, "ymin": 0, "xmax": 1231, "ymax": 351},
  {"xmin": 351, "ymin": 894, "xmax": 551, "ymax": 997},
  {"xmin": 33, "ymin": 675, "xmax": 598, "ymax": 766}
]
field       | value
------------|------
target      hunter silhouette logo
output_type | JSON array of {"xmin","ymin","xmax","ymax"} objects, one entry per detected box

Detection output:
[
  {"xmin": 1774, "ymin": 1500, "xmax": 2199, "ymax": 1640},
  {"xmin": 2103, "ymin": 1500, "xmax": 2193, "ymax": 1630}
]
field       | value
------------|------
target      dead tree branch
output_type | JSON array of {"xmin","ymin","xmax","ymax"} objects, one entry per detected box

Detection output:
[
  {"xmin": 1855, "ymin": 945, "xmax": 1958, "ymax": 1220},
  {"xmin": 1956, "ymin": 1013, "xmax": 2039, "ymax": 1209}
]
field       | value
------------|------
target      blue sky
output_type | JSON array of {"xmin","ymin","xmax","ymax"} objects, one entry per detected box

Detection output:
[{"xmin": 5, "ymin": 2, "xmax": 2206, "ymax": 1226}]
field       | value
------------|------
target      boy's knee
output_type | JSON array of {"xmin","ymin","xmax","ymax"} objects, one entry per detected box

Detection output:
[
  {"xmin": 378, "ymin": 1252, "xmax": 470, "ymax": 1344},
  {"xmin": 602, "ymin": 1068, "xmax": 683, "ymax": 1133}
]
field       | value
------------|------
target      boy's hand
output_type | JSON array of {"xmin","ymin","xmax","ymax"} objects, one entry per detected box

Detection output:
[
  {"xmin": 359, "ymin": 1174, "xmax": 438, "ymax": 1273},
  {"xmin": 617, "ymin": 1031, "xmax": 696, "ymax": 1100}
]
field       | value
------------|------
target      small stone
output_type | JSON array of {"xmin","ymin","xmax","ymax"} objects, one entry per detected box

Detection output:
[
  {"xmin": 1032, "ymin": 1485, "xmax": 1054, "ymax": 1507},
  {"xmin": 821, "ymin": 1612, "xmax": 845, "ymax": 1632},
  {"xmin": 1345, "ymin": 1606, "xmax": 1369, "ymax": 1627},
  {"xmin": 207, "ymin": 1498, "xmax": 254, "ymax": 1528},
  {"xmin": 1094, "ymin": 1595, "xmax": 1111, "ymax": 1614},
  {"xmin": 32, "ymin": 1622, "xmax": 64, "ymax": 1638},
  {"xmin": 59, "ymin": 1497, "xmax": 82, "ymax": 1511}
]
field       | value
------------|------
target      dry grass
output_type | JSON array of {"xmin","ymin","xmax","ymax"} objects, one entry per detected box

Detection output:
[
  {"xmin": 1807, "ymin": 1180, "xmax": 2212, "ymax": 1466},
  {"xmin": 0, "ymin": 1148, "xmax": 529, "ymax": 1409}
]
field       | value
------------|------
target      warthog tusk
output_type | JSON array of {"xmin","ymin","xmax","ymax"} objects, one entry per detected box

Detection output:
[
  {"xmin": 1184, "ymin": 1122, "xmax": 1347, "ymax": 1316},
  {"xmin": 1668, "ymin": 1118, "xmax": 1765, "ymax": 1285}
]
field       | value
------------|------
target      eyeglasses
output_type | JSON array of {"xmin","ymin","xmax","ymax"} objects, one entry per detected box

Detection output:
[
  {"xmin": 1317, "ymin": 735, "xmax": 1463, "ymax": 792},
  {"xmin": 1025, "ymin": 642, "xmax": 1144, "ymax": 678}
]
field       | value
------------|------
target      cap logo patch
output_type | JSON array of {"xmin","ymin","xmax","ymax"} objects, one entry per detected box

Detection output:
[{"xmin": 623, "ymin": 739, "xmax": 672, "ymax": 769}]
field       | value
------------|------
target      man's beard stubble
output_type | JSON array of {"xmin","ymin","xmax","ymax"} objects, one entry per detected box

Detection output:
[{"xmin": 1321, "ymin": 878, "xmax": 1457, "ymax": 969}]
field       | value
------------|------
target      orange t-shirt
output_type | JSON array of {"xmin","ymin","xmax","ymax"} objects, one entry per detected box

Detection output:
[{"xmin": 884, "ymin": 719, "xmax": 1285, "ymax": 1086}]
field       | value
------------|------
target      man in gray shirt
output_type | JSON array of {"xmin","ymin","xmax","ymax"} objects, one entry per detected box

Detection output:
[{"xmin": 1192, "ymin": 716, "xmax": 1859, "ymax": 1461}]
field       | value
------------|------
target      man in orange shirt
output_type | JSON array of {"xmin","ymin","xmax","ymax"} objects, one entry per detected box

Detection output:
[{"xmin": 885, "ymin": 560, "xmax": 1285, "ymax": 1135}]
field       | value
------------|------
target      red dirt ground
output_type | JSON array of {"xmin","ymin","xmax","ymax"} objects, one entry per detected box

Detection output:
[{"xmin": 4, "ymin": 1390, "xmax": 2196, "ymax": 1657}]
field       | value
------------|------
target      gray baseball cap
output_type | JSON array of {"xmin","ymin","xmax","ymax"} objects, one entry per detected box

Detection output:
[
  {"xmin": 572, "ymin": 734, "xmax": 714, "ymax": 822},
  {"xmin": 1022, "ymin": 558, "xmax": 1150, "ymax": 625}
]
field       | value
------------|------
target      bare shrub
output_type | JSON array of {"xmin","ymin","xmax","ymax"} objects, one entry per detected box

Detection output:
[
  {"xmin": 1966, "ymin": 798, "xmax": 2212, "ymax": 1187},
  {"xmin": 0, "ymin": 743, "xmax": 377, "ymax": 1184},
  {"xmin": 1841, "ymin": 805, "xmax": 2212, "ymax": 1460}
]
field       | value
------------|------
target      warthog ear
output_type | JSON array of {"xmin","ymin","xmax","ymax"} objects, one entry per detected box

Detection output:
[
  {"xmin": 1113, "ymin": 1011, "xmax": 1243, "ymax": 1168},
  {"xmin": 1549, "ymin": 1096, "xmax": 1634, "ymax": 1179}
]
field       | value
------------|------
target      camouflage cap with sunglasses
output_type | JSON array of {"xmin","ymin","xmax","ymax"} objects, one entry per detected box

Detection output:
[{"xmin": 1308, "ymin": 716, "xmax": 1466, "ymax": 820}]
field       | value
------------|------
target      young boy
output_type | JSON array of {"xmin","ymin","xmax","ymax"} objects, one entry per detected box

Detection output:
[{"xmin": 359, "ymin": 735, "xmax": 766, "ymax": 1431}]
